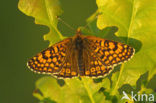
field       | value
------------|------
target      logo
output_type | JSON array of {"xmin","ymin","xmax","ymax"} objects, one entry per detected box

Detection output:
[{"xmin": 121, "ymin": 91, "xmax": 154, "ymax": 102}]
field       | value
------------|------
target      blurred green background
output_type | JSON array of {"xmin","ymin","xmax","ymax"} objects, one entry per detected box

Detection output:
[{"xmin": 0, "ymin": 0, "xmax": 97, "ymax": 103}]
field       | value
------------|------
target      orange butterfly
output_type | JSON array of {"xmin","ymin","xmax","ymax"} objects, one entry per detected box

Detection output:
[{"xmin": 27, "ymin": 29, "xmax": 135, "ymax": 79}]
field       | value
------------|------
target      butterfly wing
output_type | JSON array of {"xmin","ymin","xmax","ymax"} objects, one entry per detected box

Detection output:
[
  {"xmin": 84, "ymin": 36, "xmax": 135, "ymax": 67},
  {"xmin": 82, "ymin": 46, "xmax": 114, "ymax": 78},
  {"xmin": 54, "ymin": 48, "xmax": 79, "ymax": 78},
  {"xmin": 54, "ymin": 59, "xmax": 78, "ymax": 78},
  {"xmin": 27, "ymin": 38, "xmax": 72, "ymax": 75}
]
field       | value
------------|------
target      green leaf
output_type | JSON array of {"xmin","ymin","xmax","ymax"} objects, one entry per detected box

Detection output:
[
  {"xmin": 33, "ymin": 76, "xmax": 107, "ymax": 103},
  {"xmin": 18, "ymin": 0, "xmax": 64, "ymax": 45},
  {"xmin": 96, "ymin": 0, "xmax": 156, "ymax": 95},
  {"xmin": 118, "ymin": 72, "xmax": 156, "ymax": 103}
]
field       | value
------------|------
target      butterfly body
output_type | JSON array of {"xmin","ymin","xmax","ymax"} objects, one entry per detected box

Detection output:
[
  {"xmin": 71, "ymin": 32, "xmax": 86, "ymax": 76},
  {"xmin": 27, "ymin": 30, "xmax": 135, "ymax": 79}
]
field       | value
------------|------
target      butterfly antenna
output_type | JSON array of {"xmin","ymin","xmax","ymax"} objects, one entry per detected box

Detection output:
[{"xmin": 57, "ymin": 16, "xmax": 76, "ymax": 31}]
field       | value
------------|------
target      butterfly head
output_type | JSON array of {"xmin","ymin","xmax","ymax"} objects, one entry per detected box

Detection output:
[
  {"xmin": 72, "ymin": 28, "xmax": 84, "ymax": 49},
  {"xmin": 76, "ymin": 28, "xmax": 82, "ymax": 35},
  {"xmin": 74, "ymin": 28, "xmax": 83, "ymax": 42}
]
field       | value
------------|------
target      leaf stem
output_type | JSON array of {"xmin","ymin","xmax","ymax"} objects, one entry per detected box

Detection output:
[
  {"xmin": 127, "ymin": 0, "xmax": 136, "ymax": 43},
  {"xmin": 81, "ymin": 78, "xmax": 95, "ymax": 103},
  {"xmin": 53, "ymin": 25, "xmax": 64, "ymax": 40},
  {"xmin": 112, "ymin": 64, "xmax": 125, "ymax": 95}
]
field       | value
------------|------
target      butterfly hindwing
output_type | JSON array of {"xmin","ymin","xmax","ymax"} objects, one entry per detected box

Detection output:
[
  {"xmin": 54, "ymin": 43, "xmax": 79, "ymax": 78},
  {"xmin": 82, "ymin": 47, "xmax": 114, "ymax": 77},
  {"xmin": 84, "ymin": 36, "xmax": 135, "ymax": 67},
  {"xmin": 54, "ymin": 60, "xmax": 78, "ymax": 78},
  {"xmin": 27, "ymin": 38, "xmax": 72, "ymax": 75}
]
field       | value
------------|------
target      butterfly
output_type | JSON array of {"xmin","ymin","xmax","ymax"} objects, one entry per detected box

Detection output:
[{"xmin": 27, "ymin": 29, "xmax": 135, "ymax": 79}]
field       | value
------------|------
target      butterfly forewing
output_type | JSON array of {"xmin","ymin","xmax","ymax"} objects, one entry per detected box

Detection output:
[
  {"xmin": 84, "ymin": 36, "xmax": 135, "ymax": 67},
  {"xmin": 27, "ymin": 38, "xmax": 72, "ymax": 74}
]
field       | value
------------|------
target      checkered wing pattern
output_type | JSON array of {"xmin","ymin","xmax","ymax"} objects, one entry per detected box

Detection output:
[
  {"xmin": 83, "ymin": 48, "xmax": 113, "ymax": 77},
  {"xmin": 84, "ymin": 36, "xmax": 135, "ymax": 67},
  {"xmin": 27, "ymin": 38, "xmax": 72, "ymax": 75},
  {"xmin": 27, "ymin": 32, "xmax": 135, "ymax": 79},
  {"xmin": 54, "ymin": 59, "xmax": 78, "ymax": 78}
]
